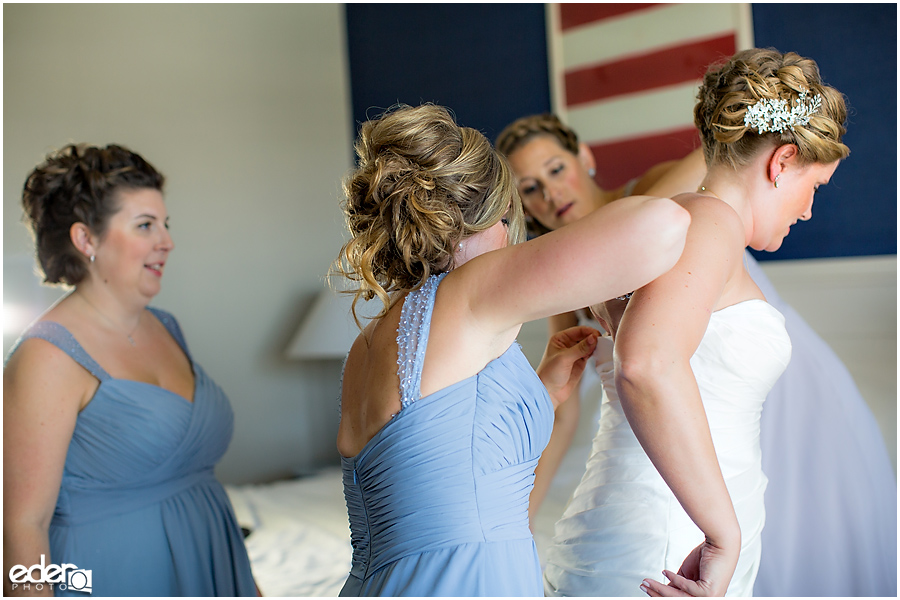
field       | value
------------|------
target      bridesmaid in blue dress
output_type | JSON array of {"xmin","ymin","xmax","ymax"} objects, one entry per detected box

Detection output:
[
  {"xmin": 3, "ymin": 144, "xmax": 256, "ymax": 596},
  {"xmin": 332, "ymin": 103, "xmax": 691, "ymax": 596}
]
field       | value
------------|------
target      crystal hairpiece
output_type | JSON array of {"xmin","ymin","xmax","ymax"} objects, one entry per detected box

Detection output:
[{"xmin": 743, "ymin": 89, "xmax": 823, "ymax": 134}]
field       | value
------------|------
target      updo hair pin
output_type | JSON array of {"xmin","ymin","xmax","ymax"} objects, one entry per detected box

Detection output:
[{"xmin": 744, "ymin": 88, "xmax": 823, "ymax": 134}]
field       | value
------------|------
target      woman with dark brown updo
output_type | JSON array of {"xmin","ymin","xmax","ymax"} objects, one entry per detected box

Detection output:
[
  {"xmin": 333, "ymin": 103, "xmax": 690, "ymax": 596},
  {"xmin": 3, "ymin": 144, "xmax": 257, "ymax": 596},
  {"xmin": 522, "ymin": 48, "xmax": 849, "ymax": 597}
]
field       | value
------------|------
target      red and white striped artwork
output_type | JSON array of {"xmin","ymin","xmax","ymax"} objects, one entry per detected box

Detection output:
[{"xmin": 548, "ymin": 3, "xmax": 754, "ymax": 189}]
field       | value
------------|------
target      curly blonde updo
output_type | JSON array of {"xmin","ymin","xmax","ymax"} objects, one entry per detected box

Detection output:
[
  {"xmin": 334, "ymin": 104, "xmax": 525, "ymax": 322},
  {"xmin": 694, "ymin": 48, "xmax": 849, "ymax": 169}
]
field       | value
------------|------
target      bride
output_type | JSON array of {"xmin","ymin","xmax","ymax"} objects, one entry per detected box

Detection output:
[{"xmin": 542, "ymin": 47, "xmax": 849, "ymax": 596}]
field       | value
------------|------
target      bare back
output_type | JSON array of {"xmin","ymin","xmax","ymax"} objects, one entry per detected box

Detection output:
[
  {"xmin": 337, "ymin": 298, "xmax": 406, "ymax": 458},
  {"xmin": 336, "ymin": 271, "xmax": 519, "ymax": 459}
]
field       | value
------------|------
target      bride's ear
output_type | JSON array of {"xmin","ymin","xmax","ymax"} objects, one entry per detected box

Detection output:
[{"xmin": 767, "ymin": 144, "xmax": 800, "ymax": 183}]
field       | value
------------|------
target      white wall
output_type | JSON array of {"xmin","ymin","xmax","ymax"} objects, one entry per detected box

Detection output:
[
  {"xmin": 760, "ymin": 255, "xmax": 897, "ymax": 472},
  {"xmin": 3, "ymin": 4, "xmax": 354, "ymax": 484}
]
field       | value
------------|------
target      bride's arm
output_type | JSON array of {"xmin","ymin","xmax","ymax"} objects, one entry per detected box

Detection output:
[{"xmin": 613, "ymin": 196, "xmax": 745, "ymax": 596}]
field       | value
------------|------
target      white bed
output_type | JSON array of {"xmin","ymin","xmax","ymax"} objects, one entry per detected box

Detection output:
[{"xmin": 225, "ymin": 469, "xmax": 353, "ymax": 597}]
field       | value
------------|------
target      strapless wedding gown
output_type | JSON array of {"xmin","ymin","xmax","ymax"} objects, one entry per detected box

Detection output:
[{"xmin": 543, "ymin": 299, "xmax": 791, "ymax": 596}]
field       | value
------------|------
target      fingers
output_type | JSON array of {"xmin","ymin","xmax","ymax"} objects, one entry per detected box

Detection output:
[
  {"xmin": 640, "ymin": 578, "xmax": 690, "ymax": 597},
  {"xmin": 550, "ymin": 328, "xmax": 599, "ymax": 360},
  {"xmin": 551, "ymin": 325, "xmax": 602, "ymax": 347},
  {"xmin": 578, "ymin": 332, "xmax": 599, "ymax": 356},
  {"xmin": 641, "ymin": 569, "xmax": 720, "ymax": 598},
  {"xmin": 662, "ymin": 570, "xmax": 700, "ymax": 594}
]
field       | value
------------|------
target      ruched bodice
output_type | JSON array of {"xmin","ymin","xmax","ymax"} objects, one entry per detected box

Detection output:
[
  {"xmin": 544, "ymin": 299, "xmax": 791, "ymax": 597},
  {"xmin": 6, "ymin": 308, "xmax": 255, "ymax": 597},
  {"xmin": 340, "ymin": 273, "xmax": 554, "ymax": 596}
]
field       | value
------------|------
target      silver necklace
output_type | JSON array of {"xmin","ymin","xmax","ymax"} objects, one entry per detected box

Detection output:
[{"xmin": 79, "ymin": 294, "xmax": 140, "ymax": 346}]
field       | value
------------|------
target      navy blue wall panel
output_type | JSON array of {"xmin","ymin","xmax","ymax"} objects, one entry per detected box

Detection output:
[
  {"xmin": 750, "ymin": 2, "xmax": 897, "ymax": 260},
  {"xmin": 344, "ymin": 3, "xmax": 896, "ymax": 260},
  {"xmin": 345, "ymin": 4, "xmax": 551, "ymax": 147}
]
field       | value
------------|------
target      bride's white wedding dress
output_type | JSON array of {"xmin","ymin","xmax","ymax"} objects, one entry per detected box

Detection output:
[{"xmin": 543, "ymin": 299, "xmax": 791, "ymax": 597}]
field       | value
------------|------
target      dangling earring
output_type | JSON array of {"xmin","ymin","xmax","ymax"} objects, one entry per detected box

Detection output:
[
  {"xmin": 90, "ymin": 254, "xmax": 95, "ymax": 263},
  {"xmin": 774, "ymin": 174, "xmax": 781, "ymax": 189},
  {"xmin": 588, "ymin": 168, "xmax": 596, "ymax": 178}
]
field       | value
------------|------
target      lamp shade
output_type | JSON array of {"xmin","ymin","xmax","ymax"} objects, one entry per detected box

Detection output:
[{"xmin": 285, "ymin": 283, "xmax": 381, "ymax": 359}]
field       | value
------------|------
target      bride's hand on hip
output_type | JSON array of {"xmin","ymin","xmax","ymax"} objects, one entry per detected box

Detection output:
[{"xmin": 638, "ymin": 538, "xmax": 738, "ymax": 597}]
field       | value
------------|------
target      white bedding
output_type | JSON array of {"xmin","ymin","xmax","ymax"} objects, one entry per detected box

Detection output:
[{"xmin": 225, "ymin": 468, "xmax": 352, "ymax": 597}]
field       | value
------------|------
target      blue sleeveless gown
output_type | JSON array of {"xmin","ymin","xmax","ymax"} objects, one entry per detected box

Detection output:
[
  {"xmin": 6, "ymin": 308, "xmax": 256, "ymax": 597},
  {"xmin": 339, "ymin": 273, "xmax": 554, "ymax": 596}
]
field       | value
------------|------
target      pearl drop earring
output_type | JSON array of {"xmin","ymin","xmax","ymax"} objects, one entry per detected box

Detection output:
[{"xmin": 774, "ymin": 174, "xmax": 781, "ymax": 189}]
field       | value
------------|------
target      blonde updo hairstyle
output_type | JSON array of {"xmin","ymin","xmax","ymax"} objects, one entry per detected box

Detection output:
[
  {"xmin": 334, "ymin": 104, "xmax": 525, "ymax": 324},
  {"xmin": 694, "ymin": 47, "xmax": 849, "ymax": 170}
]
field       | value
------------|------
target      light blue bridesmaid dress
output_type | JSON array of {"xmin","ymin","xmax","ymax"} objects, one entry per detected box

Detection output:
[
  {"xmin": 6, "ymin": 308, "xmax": 256, "ymax": 597},
  {"xmin": 339, "ymin": 272, "xmax": 554, "ymax": 596}
]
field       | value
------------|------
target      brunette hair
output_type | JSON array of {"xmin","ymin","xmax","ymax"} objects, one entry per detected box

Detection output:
[{"xmin": 21, "ymin": 143, "xmax": 165, "ymax": 286}]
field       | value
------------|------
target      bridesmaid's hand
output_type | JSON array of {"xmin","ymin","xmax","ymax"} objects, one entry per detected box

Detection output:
[
  {"xmin": 536, "ymin": 325, "xmax": 600, "ymax": 407},
  {"xmin": 638, "ymin": 538, "xmax": 738, "ymax": 597}
]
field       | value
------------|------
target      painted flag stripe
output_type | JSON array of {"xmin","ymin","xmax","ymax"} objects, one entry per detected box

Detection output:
[
  {"xmin": 589, "ymin": 126, "xmax": 701, "ymax": 190},
  {"xmin": 565, "ymin": 34, "xmax": 735, "ymax": 107},
  {"xmin": 565, "ymin": 81, "xmax": 700, "ymax": 145},
  {"xmin": 561, "ymin": 3, "xmax": 741, "ymax": 71},
  {"xmin": 551, "ymin": 3, "xmax": 750, "ymax": 187},
  {"xmin": 559, "ymin": 3, "xmax": 660, "ymax": 31}
]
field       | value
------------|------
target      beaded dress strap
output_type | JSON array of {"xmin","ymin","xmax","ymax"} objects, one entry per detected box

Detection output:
[
  {"xmin": 7, "ymin": 321, "xmax": 112, "ymax": 381},
  {"xmin": 147, "ymin": 307, "xmax": 192, "ymax": 362},
  {"xmin": 396, "ymin": 272, "xmax": 448, "ymax": 410}
]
